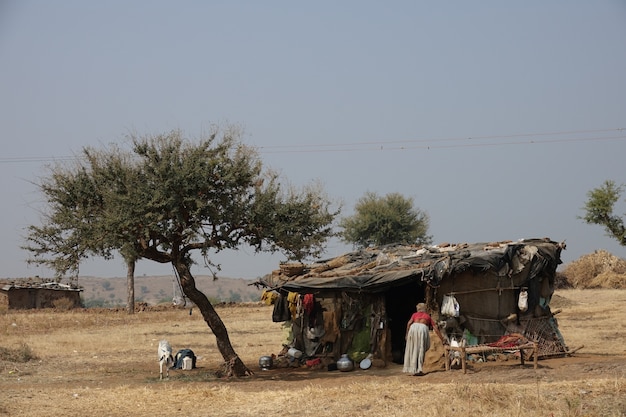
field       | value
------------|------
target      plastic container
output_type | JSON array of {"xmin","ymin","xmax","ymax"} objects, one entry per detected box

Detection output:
[
  {"xmin": 287, "ymin": 348, "xmax": 303, "ymax": 359},
  {"xmin": 182, "ymin": 356, "xmax": 193, "ymax": 370},
  {"xmin": 359, "ymin": 358, "xmax": 372, "ymax": 370}
]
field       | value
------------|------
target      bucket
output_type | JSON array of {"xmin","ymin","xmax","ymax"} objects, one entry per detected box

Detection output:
[
  {"xmin": 287, "ymin": 348, "xmax": 302, "ymax": 359},
  {"xmin": 182, "ymin": 356, "xmax": 193, "ymax": 370}
]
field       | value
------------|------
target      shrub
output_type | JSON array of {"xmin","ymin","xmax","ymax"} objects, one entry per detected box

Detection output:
[
  {"xmin": 554, "ymin": 271, "xmax": 573, "ymax": 289},
  {"xmin": 0, "ymin": 343, "xmax": 37, "ymax": 363},
  {"xmin": 53, "ymin": 297, "xmax": 78, "ymax": 311}
]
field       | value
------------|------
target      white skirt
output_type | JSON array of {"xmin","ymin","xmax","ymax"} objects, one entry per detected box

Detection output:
[{"xmin": 402, "ymin": 322, "xmax": 431, "ymax": 374}]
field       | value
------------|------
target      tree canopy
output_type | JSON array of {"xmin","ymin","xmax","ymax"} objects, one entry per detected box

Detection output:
[
  {"xmin": 24, "ymin": 127, "xmax": 339, "ymax": 376},
  {"xmin": 339, "ymin": 191, "xmax": 432, "ymax": 248},
  {"xmin": 581, "ymin": 180, "xmax": 626, "ymax": 246}
]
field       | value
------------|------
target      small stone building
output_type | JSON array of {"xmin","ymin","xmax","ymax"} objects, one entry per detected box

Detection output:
[{"xmin": 0, "ymin": 280, "xmax": 82, "ymax": 309}]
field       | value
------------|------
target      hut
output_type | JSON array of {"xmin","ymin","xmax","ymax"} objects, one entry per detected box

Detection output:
[
  {"xmin": 0, "ymin": 279, "xmax": 82, "ymax": 310},
  {"xmin": 257, "ymin": 238, "xmax": 569, "ymax": 367}
]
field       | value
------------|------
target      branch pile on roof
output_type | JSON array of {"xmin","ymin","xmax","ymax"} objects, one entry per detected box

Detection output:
[{"xmin": 259, "ymin": 238, "xmax": 565, "ymax": 293}]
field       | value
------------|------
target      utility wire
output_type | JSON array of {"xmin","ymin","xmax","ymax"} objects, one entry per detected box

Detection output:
[{"xmin": 1, "ymin": 127, "xmax": 624, "ymax": 163}]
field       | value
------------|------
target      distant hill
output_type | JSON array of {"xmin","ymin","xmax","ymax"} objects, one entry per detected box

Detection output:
[{"xmin": 78, "ymin": 275, "xmax": 264, "ymax": 307}]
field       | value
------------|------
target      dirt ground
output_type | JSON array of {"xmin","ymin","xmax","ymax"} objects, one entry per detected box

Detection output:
[
  {"xmin": 5, "ymin": 343, "xmax": 625, "ymax": 394},
  {"xmin": 4, "ymin": 292, "xmax": 625, "ymax": 390},
  {"xmin": 2, "ymin": 288, "xmax": 626, "ymax": 416},
  {"xmin": 222, "ymin": 351, "xmax": 626, "ymax": 392}
]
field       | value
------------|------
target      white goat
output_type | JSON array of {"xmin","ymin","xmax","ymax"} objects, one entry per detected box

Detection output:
[{"xmin": 158, "ymin": 340, "xmax": 174, "ymax": 380}]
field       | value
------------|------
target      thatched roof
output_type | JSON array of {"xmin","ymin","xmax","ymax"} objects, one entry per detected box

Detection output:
[{"xmin": 260, "ymin": 238, "xmax": 566, "ymax": 293}]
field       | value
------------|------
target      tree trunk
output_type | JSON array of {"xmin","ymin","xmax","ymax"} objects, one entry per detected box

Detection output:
[
  {"xmin": 174, "ymin": 261, "xmax": 253, "ymax": 377},
  {"xmin": 126, "ymin": 260, "xmax": 135, "ymax": 315}
]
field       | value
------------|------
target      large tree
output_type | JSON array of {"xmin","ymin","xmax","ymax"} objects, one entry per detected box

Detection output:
[
  {"xmin": 24, "ymin": 127, "xmax": 338, "ymax": 376},
  {"xmin": 581, "ymin": 180, "xmax": 626, "ymax": 246},
  {"xmin": 339, "ymin": 191, "xmax": 432, "ymax": 248}
]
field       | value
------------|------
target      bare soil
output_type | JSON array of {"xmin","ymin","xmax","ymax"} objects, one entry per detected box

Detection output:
[{"xmin": 1, "ymin": 289, "xmax": 626, "ymax": 417}]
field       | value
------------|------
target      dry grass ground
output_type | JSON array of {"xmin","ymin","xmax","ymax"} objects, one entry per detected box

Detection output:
[{"xmin": 1, "ymin": 289, "xmax": 625, "ymax": 417}]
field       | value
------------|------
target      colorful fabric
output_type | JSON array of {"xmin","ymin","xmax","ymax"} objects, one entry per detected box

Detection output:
[
  {"xmin": 287, "ymin": 292, "xmax": 300, "ymax": 319},
  {"xmin": 261, "ymin": 290, "xmax": 278, "ymax": 305},
  {"xmin": 303, "ymin": 293, "xmax": 315, "ymax": 315},
  {"xmin": 410, "ymin": 311, "xmax": 436, "ymax": 329}
]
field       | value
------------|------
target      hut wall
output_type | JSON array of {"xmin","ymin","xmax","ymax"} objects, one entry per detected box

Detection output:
[
  {"xmin": 436, "ymin": 264, "xmax": 557, "ymax": 344},
  {"xmin": 36, "ymin": 288, "xmax": 82, "ymax": 308},
  {"xmin": 289, "ymin": 292, "xmax": 390, "ymax": 364},
  {"xmin": 7, "ymin": 288, "xmax": 38, "ymax": 309},
  {"xmin": 0, "ymin": 292, "xmax": 8, "ymax": 309},
  {"xmin": 2, "ymin": 288, "xmax": 81, "ymax": 309}
]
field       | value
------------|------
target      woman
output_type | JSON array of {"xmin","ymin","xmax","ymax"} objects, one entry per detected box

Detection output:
[{"xmin": 403, "ymin": 303, "xmax": 447, "ymax": 376}]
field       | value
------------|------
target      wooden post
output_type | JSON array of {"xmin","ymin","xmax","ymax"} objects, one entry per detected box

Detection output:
[{"xmin": 460, "ymin": 346, "xmax": 467, "ymax": 374}]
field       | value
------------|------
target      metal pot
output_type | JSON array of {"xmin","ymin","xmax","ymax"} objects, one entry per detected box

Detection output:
[
  {"xmin": 336, "ymin": 354, "xmax": 354, "ymax": 372},
  {"xmin": 259, "ymin": 355, "xmax": 273, "ymax": 370}
]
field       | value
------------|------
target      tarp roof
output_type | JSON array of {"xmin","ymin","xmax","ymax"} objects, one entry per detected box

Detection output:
[{"xmin": 259, "ymin": 238, "xmax": 565, "ymax": 293}]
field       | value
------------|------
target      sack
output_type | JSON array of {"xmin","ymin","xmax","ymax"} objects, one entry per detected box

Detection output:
[
  {"xmin": 518, "ymin": 289, "xmax": 528, "ymax": 312},
  {"xmin": 173, "ymin": 349, "xmax": 196, "ymax": 369},
  {"xmin": 441, "ymin": 294, "xmax": 460, "ymax": 317}
]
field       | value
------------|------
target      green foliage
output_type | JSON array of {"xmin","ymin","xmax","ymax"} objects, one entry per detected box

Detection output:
[
  {"xmin": 24, "ymin": 126, "xmax": 339, "ymax": 275},
  {"xmin": 339, "ymin": 192, "xmax": 432, "ymax": 248},
  {"xmin": 227, "ymin": 290, "xmax": 242, "ymax": 303},
  {"xmin": 581, "ymin": 180, "xmax": 626, "ymax": 246}
]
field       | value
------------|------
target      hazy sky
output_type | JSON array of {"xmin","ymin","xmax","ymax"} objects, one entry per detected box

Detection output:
[{"xmin": 1, "ymin": 1, "xmax": 625, "ymax": 280}]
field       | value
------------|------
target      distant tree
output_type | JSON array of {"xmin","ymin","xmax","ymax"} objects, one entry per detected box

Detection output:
[
  {"xmin": 581, "ymin": 180, "xmax": 626, "ymax": 246},
  {"xmin": 24, "ymin": 127, "xmax": 339, "ymax": 376},
  {"xmin": 228, "ymin": 290, "xmax": 242, "ymax": 303},
  {"xmin": 340, "ymin": 191, "xmax": 432, "ymax": 248}
]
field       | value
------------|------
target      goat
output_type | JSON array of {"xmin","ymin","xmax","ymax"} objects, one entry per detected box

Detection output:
[{"xmin": 158, "ymin": 340, "xmax": 174, "ymax": 380}]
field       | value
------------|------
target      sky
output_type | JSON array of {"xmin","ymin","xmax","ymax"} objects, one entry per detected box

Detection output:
[{"xmin": 1, "ymin": 1, "xmax": 625, "ymax": 281}]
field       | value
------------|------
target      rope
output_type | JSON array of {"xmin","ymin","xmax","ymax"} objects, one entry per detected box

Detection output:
[
  {"xmin": 448, "ymin": 286, "xmax": 521, "ymax": 296},
  {"xmin": 172, "ymin": 266, "xmax": 187, "ymax": 307}
]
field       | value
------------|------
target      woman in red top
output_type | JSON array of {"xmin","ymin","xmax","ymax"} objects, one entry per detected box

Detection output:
[{"xmin": 403, "ymin": 303, "xmax": 447, "ymax": 376}]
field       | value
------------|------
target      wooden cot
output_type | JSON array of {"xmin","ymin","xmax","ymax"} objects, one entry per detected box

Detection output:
[{"xmin": 444, "ymin": 336, "xmax": 538, "ymax": 374}]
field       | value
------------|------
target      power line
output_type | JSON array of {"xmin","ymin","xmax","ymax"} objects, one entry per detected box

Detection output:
[
  {"xmin": 256, "ymin": 128, "xmax": 626, "ymax": 153},
  {"xmin": 1, "ymin": 128, "xmax": 624, "ymax": 163},
  {"xmin": 0, "ymin": 156, "xmax": 80, "ymax": 164}
]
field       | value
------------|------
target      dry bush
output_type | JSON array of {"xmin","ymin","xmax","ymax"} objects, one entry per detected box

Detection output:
[
  {"xmin": 561, "ymin": 250, "xmax": 626, "ymax": 289},
  {"xmin": 554, "ymin": 271, "xmax": 573, "ymax": 289},
  {"xmin": 0, "ymin": 343, "xmax": 37, "ymax": 362},
  {"xmin": 52, "ymin": 297, "xmax": 78, "ymax": 311}
]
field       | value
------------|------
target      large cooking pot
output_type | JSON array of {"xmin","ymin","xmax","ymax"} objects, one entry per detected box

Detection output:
[
  {"xmin": 259, "ymin": 355, "xmax": 273, "ymax": 370},
  {"xmin": 337, "ymin": 354, "xmax": 354, "ymax": 372}
]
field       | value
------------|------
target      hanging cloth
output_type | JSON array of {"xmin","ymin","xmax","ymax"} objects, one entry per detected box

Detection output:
[
  {"xmin": 272, "ymin": 293, "xmax": 291, "ymax": 322},
  {"xmin": 303, "ymin": 294, "xmax": 315, "ymax": 315},
  {"xmin": 287, "ymin": 292, "xmax": 300, "ymax": 320}
]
